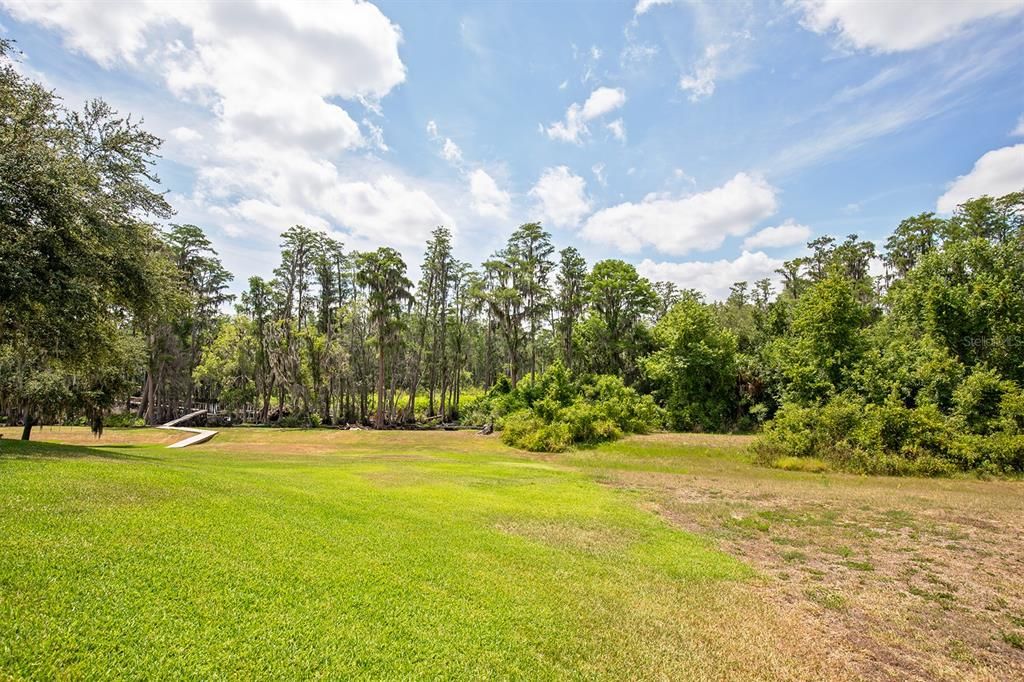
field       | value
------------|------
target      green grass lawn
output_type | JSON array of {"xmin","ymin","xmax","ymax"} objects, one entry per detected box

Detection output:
[
  {"xmin": 0, "ymin": 428, "xmax": 821, "ymax": 680},
  {"xmin": 6, "ymin": 428, "xmax": 1019, "ymax": 680}
]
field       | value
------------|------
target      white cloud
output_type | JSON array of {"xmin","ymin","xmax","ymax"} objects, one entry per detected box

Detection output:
[
  {"xmin": 362, "ymin": 118, "xmax": 388, "ymax": 152},
  {"xmin": 2, "ymin": 0, "xmax": 445, "ymax": 255},
  {"xmin": 742, "ymin": 219, "xmax": 812, "ymax": 249},
  {"xmin": 545, "ymin": 105, "xmax": 586, "ymax": 142},
  {"xmin": 606, "ymin": 118, "xmax": 626, "ymax": 142},
  {"xmin": 581, "ymin": 172, "xmax": 778, "ymax": 255},
  {"xmin": 936, "ymin": 144, "xmax": 1024, "ymax": 212},
  {"xmin": 679, "ymin": 43, "xmax": 727, "ymax": 102},
  {"xmin": 634, "ymin": 0, "xmax": 673, "ymax": 16},
  {"xmin": 592, "ymin": 163, "xmax": 607, "ymax": 186},
  {"xmin": 638, "ymin": 251, "xmax": 784, "ymax": 301},
  {"xmin": 546, "ymin": 86, "xmax": 627, "ymax": 144},
  {"xmin": 832, "ymin": 66, "xmax": 902, "ymax": 104},
  {"xmin": 326, "ymin": 175, "xmax": 454, "ymax": 249},
  {"xmin": 673, "ymin": 168, "xmax": 695, "ymax": 185},
  {"xmin": 183, "ymin": 133, "xmax": 454, "ymax": 250},
  {"xmin": 529, "ymin": 166, "xmax": 592, "ymax": 228},
  {"xmin": 169, "ymin": 126, "xmax": 202, "ymax": 143},
  {"xmin": 441, "ymin": 138, "xmax": 463, "ymax": 164},
  {"xmin": 1013, "ymin": 115, "xmax": 1024, "ymax": 137},
  {"xmin": 590, "ymin": 45, "xmax": 602, "ymax": 61},
  {"xmin": 620, "ymin": 42, "xmax": 659, "ymax": 68},
  {"xmin": 770, "ymin": 40, "xmax": 1016, "ymax": 174},
  {"xmin": 469, "ymin": 169, "xmax": 511, "ymax": 219},
  {"xmin": 227, "ymin": 198, "xmax": 331, "ymax": 236},
  {"xmin": 3, "ymin": 1, "xmax": 406, "ymax": 153},
  {"xmin": 425, "ymin": 120, "xmax": 464, "ymax": 165},
  {"xmin": 795, "ymin": 0, "xmax": 1024, "ymax": 53},
  {"xmin": 558, "ymin": 79, "xmax": 568, "ymax": 90},
  {"xmin": 582, "ymin": 86, "xmax": 626, "ymax": 119}
]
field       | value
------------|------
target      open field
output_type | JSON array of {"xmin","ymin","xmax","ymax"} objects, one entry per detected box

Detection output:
[{"xmin": 1, "ymin": 428, "xmax": 1022, "ymax": 680}]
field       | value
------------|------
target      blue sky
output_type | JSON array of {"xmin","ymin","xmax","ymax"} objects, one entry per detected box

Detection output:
[{"xmin": 2, "ymin": 0, "xmax": 1022, "ymax": 298}]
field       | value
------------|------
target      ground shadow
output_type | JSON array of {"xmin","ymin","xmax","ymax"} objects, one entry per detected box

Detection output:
[{"xmin": 0, "ymin": 438, "xmax": 158, "ymax": 462}]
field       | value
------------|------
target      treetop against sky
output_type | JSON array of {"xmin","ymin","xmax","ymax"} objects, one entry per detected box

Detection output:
[{"xmin": 1, "ymin": 0, "xmax": 1021, "ymax": 298}]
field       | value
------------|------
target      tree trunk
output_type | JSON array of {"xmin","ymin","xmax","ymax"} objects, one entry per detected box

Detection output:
[
  {"xmin": 375, "ymin": 344, "xmax": 385, "ymax": 428},
  {"xmin": 136, "ymin": 372, "xmax": 151, "ymax": 418},
  {"xmin": 145, "ymin": 368, "xmax": 158, "ymax": 425},
  {"xmin": 530, "ymin": 317, "xmax": 537, "ymax": 382},
  {"xmin": 21, "ymin": 411, "xmax": 34, "ymax": 441}
]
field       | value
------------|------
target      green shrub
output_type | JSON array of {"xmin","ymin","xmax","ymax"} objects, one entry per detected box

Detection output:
[
  {"xmin": 278, "ymin": 411, "xmax": 317, "ymax": 428},
  {"xmin": 755, "ymin": 377, "xmax": 1024, "ymax": 476},
  {"xmin": 495, "ymin": 364, "xmax": 664, "ymax": 452},
  {"xmin": 953, "ymin": 367, "xmax": 1010, "ymax": 435},
  {"xmin": 500, "ymin": 410, "xmax": 573, "ymax": 452},
  {"xmin": 105, "ymin": 413, "xmax": 145, "ymax": 428}
]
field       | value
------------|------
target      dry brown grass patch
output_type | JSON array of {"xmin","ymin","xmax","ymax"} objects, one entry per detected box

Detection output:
[{"xmin": 603, "ymin": 460, "xmax": 1024, "ymax": 681}]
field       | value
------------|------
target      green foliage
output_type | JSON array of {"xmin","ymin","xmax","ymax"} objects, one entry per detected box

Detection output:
[
  {"xmin": 772, "ymin": 274, "xmax": 871, "ymax": 405},
  {"xmin": 105, "ymin": 413, "xmax": 146, "ymax": 428},
  {"xmin": 755, "ymin": 191, "xmax": 1024, "ymax": 476},
  {"xmin": 493, "ymin": 363, "xmax": 663, "ymax": 452},
  {"xmin": 502, "ymin": 410, "xmax": 574, "ymax": 452},
  {"xmin": 756, "ymin": 384, "xmax": 1024, "ymax": 476},
  {"xmin": 578, "ymin": 259, "xmax": 657, "ymax": 383},
  {"xmin": 951, "ymin": 366, "xmax": 1013, "ymax": 435},
  {"xmin": 3, "ymin": 30, "xmax": 1022, "ymax": 480},
  {"xmin": 644, "ymin": 294, "xmax": 738, "ymax": 432},
  {"xmin": 275, "ymin": 414, "xmax": 305, "ymax": 428},
  {"xmin": 0, "ymin": 41, "xmax": 173, "ymax": 435},
  {"xmin": 194, "ymin": 318, "xmax": 258, "ymax": 414}
]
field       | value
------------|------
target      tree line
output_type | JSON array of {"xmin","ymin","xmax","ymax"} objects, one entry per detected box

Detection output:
[{"xmin": 3, "ymin": 39, "xmax": 1023, "ymax": 475}]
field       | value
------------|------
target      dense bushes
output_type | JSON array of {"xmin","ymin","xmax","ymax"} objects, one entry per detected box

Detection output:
[
  {"xmin": 469, "ymin": 363, "xmax": 663, "ymax": 452},
  {"xmin": 644, "ymin": 294, "xmax": 738, "ymax": 432},
  {"xmin": 750, "ymin": 195, "xmax": 1024, "ymax": 477},
  {"xmin": 755, "ymin": 373, "xmax": 1024, "ymax": 476}
]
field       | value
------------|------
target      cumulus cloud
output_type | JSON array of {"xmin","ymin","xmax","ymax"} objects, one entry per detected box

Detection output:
[
  {"xmin": 529, "ymin": 166, "xmax": 592, "ymax": 228},
  {"xmin": 581, "ymin": 172, "xmax": 778, "ymax": 255},
  {"xmin": 936, "ymin": 144, "xmax": 1024, "ymax": 212},
  {"xmin": 469, "ymin": 169, "xmax": 511, "ymax": 219},
  {"xmin": 581, "ymin": 86, "xmax": 626, "ymax": 119},
  {"xmin": 634, "ymin": 0, "xmax": 673, "ymax": 16},
  {"xmin": 169, "ymin": 126, "xmax": 203, "ymax": 143},
  {"xmin": 742, "ymin": 219, "xmax": 812, "ymax": 249},
  {"xmin": 425, "ymin": 119, "xmax": 464, "ymax": 165},
  {"xmin": 795, "ymin": 0, "xmax": 1024, "ymax": 53},
  {"xmin": 546, "ymin": 86, "xmax": 627, "ymax": 144},
  {"xmin": 0, "ymin": 0, "xmax": 457, "ymax": 255},
  {"xmin": 326, "ymin": 175, "xmax": 454, "ymax": 249},
  {"xmin": 606, "ymin": 118, "xmax": 626, "ymax": 142},
  {"xmin": 441, "ymin": 138, "xmax": 463, "ymax": 164},
  {"xmin": 637, "ymin": 251, "xmax": 784, "ymax": 301},
  {"xmin": 679, "ymin": 43, "xmax": 728, "ymax": 102},
  {"xmin": 1013, "ymin": 115, "xmax": 1024, "ymax": 137},
  {"xmin": 226, "ymin": 198, "xmax": 331, "ymax": 237},
  {"xmin": 2, "ymin": 1, "xmax": 406, "ymax": 152}
]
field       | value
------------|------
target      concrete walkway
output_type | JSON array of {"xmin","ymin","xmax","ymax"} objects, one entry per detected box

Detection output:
[{"xmin": 158, "ymin": 410, "xmax": 218, "ymax": 449}]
